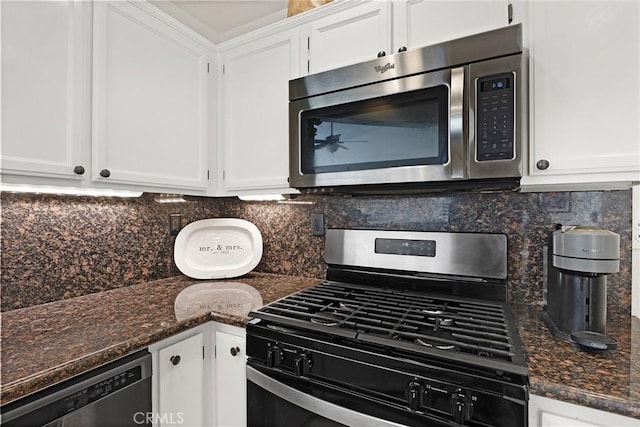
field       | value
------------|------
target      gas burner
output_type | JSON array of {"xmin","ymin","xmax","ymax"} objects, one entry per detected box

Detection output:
[
  {"xmin": 439, "ymin": 318, "xmax": 455, "ymax": 327},
  {"xmin": 416, "ymin": 338, "xmax": 457, "ymax": 351},
  {"xmin": 427, "ymin": 316, "xmax": 455, "ymax": 332},
  {"xmin": 337, "ymin": 302, "xmax": 357, "ymax": 312},
  {"xmin": 310, "ymin": 312, "xmax": 342, "ymax": 327}
]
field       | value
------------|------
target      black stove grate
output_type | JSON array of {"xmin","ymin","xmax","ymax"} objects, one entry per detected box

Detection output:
[{"xmin": 252, "ymin": 281, "xmax": 527, "ymax": 374}]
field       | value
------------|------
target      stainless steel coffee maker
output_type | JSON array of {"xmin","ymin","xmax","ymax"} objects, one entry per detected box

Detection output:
[{"xmin": 542, "ymin": 225, "xmax": 620, "ymax": 350}]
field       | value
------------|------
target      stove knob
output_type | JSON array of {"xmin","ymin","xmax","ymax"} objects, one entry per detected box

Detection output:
[
  {"xmin": 451, "ymin": 389, "xmax": 473, "ymax": 424},
  {"xmin": 407, "ymin": 380, "xmax": 423, "ymax": 411},
  {"xmin": 266, "ymin": 346, "xmax": 282, "ymax": 368},
  {"xmin": 294, "ymin": 353, "xmax": 311, "ymax": 377}
]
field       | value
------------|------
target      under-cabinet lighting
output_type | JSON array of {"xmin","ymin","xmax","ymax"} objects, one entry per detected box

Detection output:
[
  {"xmin": 277, "ymin": 200, "xmax": 316, "ymax": 205},
  {"xmin": 0, "ymin": 184, "xmax": 142, "ymax": 198},
  {"xmin": 238, "ymin": 194, "xmax": 286, "ymax": 201},
  {"xmin": 154, "ymin": 193, "xmax": 187, "ymax": 203}
]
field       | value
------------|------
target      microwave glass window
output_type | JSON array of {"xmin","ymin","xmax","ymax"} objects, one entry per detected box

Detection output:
[{"xmin": 300, "ymin": 86, "xmax": 449, "ymax": 174}]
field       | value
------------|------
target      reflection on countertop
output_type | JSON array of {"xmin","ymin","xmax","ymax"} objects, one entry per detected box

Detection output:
[
  {"xmin": 1, "ymin": 275, "xmax": 638, "ymax": 419},
  {"xmin": 0, "ymin": 273, "xmax": 320, "ymax": 405}
]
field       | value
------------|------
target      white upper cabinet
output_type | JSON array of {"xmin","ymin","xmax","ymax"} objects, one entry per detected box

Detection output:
[
  {"xmin": 304, "ymin": 0, "xmax": 512, "ymax": 76},
  {"xmin": 1, "ymin": 0, "xmax": 91, "ymax": 185},
  {"xmin": 92, "ymin": 1, "xmax": 214, "ymax": 194},
  {"xmin": 219, "ymin": 28, "xmax": 300, "ymax": 194},
  {"xmin": 306, "ymin": 1, "xmax": 392, "ymax": 74},
  {"xmin": 522, "ymin": 0, "xmax": 640, "ymax": 190},
  {"xmin": 2, "ymin": 0, "xmax": 217, "ymax": 195},
  {"xmin": 393, "ymin": 0, "xmax": 512, "ymax": 51}
]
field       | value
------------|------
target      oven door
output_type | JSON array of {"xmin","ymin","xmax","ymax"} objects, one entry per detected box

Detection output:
[
  {"xmin": 289, "ymin": 67, "xmax": 466, "ymax": 190},
  {"xmin": 247, "ymin": 366, "xmax": 402, "ymax": 427},
  {"xmin": 247, "ymin": 365, "xmax": 456, "ymax": 427}
]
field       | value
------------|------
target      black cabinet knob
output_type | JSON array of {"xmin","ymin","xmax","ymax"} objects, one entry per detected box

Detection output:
[
  {"xmin": 230, "ymin": 346, "xmax": 240, "ymax": 357},
  {"xmin": 73, "ymin": 165, "xmax": 85, "ymax": 175},
  {"xmin": 398, "ymin": 46, "xmax": 407, "ymax": 53},
  {"xmin": 377, "ymin": 51, "xmax": 386, "ymax": 58},
  {"xmin": 536, "ymin": 159, "xmax": 550, "ymax": 170},
  {"xmin": 170, "ymin": 355, "xmax": 181, "ymax": 365},
  {"xmin": 99, "ymin": 169, "xmax": 111, "ymax": 178}
]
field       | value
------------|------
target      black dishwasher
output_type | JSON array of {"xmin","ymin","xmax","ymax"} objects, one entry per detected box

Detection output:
[{"xmin": 1, "ymin": 350, "xmax": 152, "ymax": 426}]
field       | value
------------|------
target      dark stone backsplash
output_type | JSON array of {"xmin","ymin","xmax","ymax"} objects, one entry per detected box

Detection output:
[{"xmin": 1, "ymin": 190, "xmax": 633, "ymax": 319}]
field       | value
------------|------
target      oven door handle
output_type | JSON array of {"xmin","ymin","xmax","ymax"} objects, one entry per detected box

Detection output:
[{"xmin": 247, "ymin": 366, "xmax": 407, "ymax": 427}]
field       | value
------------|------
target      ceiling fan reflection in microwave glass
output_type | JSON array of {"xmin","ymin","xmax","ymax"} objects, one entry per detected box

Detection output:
[{"xmin": 314, "ymin": 121, "xmax": 368, "ymax": 153}]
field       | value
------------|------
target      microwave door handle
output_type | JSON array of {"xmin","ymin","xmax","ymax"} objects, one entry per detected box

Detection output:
[
  {"xmin": 246, "ymin": 366, "xmax": 406, "ymax": 427},
  {"xmin": 449, "ymin": 66, "xmax": 466, "ymax": 179}
]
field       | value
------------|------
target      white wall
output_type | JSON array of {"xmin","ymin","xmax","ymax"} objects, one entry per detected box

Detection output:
[{"xmin": 632, "ymin": 185, "xmax": 640, "ymax": 318}]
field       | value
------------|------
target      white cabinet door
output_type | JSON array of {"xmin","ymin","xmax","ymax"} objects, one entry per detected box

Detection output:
[
  {"xmin": 221, "ymin": 28, "xmax": 300, "ymax": 193},
  {"xmin": 529, "ymin": 395, "xmax": 639, "ymax": 427},
  {"xmin": 307, "ymin": 1, "xmax": 391, "ymax": 74},
  {"xmin": 215, "ymin": 326, "xmax": 246, "ymax": 427},
  {"xmin": 92, "ymin": 1, "xmax": 212, "ymax": 193},
  {"xmin": 1, "ymin": 0, "xmax": 90, "ymax": 183},
  {"xmin": 393, "ymin": 0, "xmax": 511, "ymax": 51},
  {"xmin": 525, "ymin": 0, "xmax": 640, "ymax": 187},
  {"xmin": 156, "ymin": 333, "xmax": 205, "ymax": 427}
]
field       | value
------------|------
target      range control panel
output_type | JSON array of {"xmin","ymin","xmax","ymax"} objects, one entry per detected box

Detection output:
[
  {"xmin": 375, "ymin": 238, "xmax": 436, "ymax": 257},
  {"xmin": 476, "ymin": 73, "xmax": 516, "ymax": 161}
]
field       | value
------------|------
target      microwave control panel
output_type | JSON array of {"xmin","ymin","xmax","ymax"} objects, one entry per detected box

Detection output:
[{"xmin": 475, "ymin": 73, "xmax": 515, "ymax": 161}]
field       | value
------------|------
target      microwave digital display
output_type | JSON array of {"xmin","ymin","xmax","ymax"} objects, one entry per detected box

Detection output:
[{"xmin": 480, "ymin": 78, "xmax": 510, "ymax": 92}]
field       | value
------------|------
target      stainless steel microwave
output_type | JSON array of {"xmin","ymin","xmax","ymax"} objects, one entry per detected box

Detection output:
[{"xmin": 289, "ymin": 24, "xmax": 527, "ymax": 193}]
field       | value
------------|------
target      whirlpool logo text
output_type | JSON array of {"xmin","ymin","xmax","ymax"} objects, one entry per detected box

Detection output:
[{"xmin": 374, "ymin": 63, "xmax": 395, "ymax": 74}]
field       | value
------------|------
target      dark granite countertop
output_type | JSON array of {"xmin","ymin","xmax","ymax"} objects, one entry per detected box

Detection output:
[
  {"xmin": 2, "ymin": 276, "xmax": 638, "ymax": 419},
  {"xmin": 513, "ymin": 303, "xmax": 640, "ymax": 418},
  {"xmin": 0, "ymin": 273, "xmax": 320, "ymax": 405}
]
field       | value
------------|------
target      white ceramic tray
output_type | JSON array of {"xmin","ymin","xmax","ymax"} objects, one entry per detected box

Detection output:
[
  {"xmin": 174, "ymin": 282, "xmax": 263, "ymax": 321},
  {"xmin": 174, "ymin": 218, "xmax": 263, "ymax": 279}
]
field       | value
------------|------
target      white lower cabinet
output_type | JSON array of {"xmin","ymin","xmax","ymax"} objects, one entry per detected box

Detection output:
[
  {"xmin": 214, "ymin": 323, "xmax": 247, "ymax": 427},
  {"xmin": 149, "ymin": 325, "xmax": 211, "ymax": 427},
  {"xmin": 529, "ymin": 395, "xmax": 639, "ymax": 427},
  {"xmin": 150, "ymin": 322, "xmax": 247, "ymax": 427}
]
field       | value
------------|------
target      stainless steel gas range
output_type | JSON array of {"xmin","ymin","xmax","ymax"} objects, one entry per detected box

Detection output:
[{"xmin": 246, "ymin": 229, "xmax": 529, "ymax": 427}]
